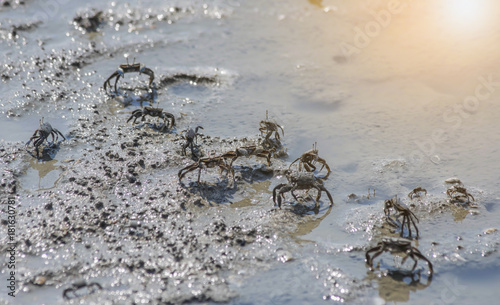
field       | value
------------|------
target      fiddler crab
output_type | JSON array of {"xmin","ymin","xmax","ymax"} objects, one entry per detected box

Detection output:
[
  {"xmin": 103, "ymin": 58, "xmax": 155, "ymax": 94},
  {"xmin": 26, "ymin": 117, "xmax": 66, "ymax": 158},
  {"xmin": 447, "ymin": 184, "xmax": 476, "ymax": 206},
  {"xmin": 63, "ymin": 280, "xmax": 102, "ymax": 300},
  {"xmin": 408, "ymin": 187, "xmax": 427, "ymax": 199},
  {"xmin": 273, "ymin": 171, "xmax": 334, "ymax": 209},
  {"xmin": 384, "ymin": 196, "xmax": 419, "ymax": 239},
  {"xmin": 178, "ymin": 153, "xmax": 233, "ymax": 183},
  {"xmin": 365, "ymin": 237, "xmax": 433, "ymax": 275},
  {"xmin": 127, "ymin": 106, "xmax": 175, "ymax": 131},
  {"xmin": 221, "ymin": 145, "xmax": 274, "ymax": 167},
  {"xmin": 259, "ymin": 110, "xmax": 284, "ymax": 149},
  {"xmin": 289, "ymin": 142, "xmax": 331, "ymax": 180},
  {"xmin": 181, "ymin": 126, "xmax": 204, "ymax": 160}
]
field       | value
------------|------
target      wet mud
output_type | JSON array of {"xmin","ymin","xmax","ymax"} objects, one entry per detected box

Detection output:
[
  {"xmin": 1, "ymin": 110, "xmax": 322, "ymax": 304},
  {"xmin": 1, "ymin": 1, "xmax": 500, "ymax": 304}
]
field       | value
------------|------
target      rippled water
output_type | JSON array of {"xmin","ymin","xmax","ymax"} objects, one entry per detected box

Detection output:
[{"xmin": 1, "ymin": 0, "xmax": 500, "ymax": 304}]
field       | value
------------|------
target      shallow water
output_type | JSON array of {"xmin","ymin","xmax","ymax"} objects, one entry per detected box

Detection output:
[{"xmin": 1, "ymin": 0, "xmax": 500, "ymax": 304}]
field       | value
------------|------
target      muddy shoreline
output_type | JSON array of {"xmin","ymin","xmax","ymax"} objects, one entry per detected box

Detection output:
[
  {"xmin": 1, "ymin": 1, "xmax": 500, "ymax": 304},
  {"xmin": 0, "ymin": 53, "xmax": 364, "ymax": 302},
  {"xmin": 1, "ymin": 79, "xmax": 495, "ymax": 303},
  {"xmin": 0, "ymin": 104, "xmax": 368, "ymax": 304}
]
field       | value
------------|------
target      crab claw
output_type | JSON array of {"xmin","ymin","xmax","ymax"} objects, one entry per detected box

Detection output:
[{"xmin": 117, "ymin": 68, "xmax": 125, "ymax": 77}]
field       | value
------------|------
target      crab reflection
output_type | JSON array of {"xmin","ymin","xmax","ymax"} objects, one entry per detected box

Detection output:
[
  {"xmin": 291, "ymin": 204, "xmax": 333, "ymax": 243},
  {"xmin": 110, "ymin": 88, "xmax": 156, "ymax": 107},
  {"xmin": 308, "ymin": 0, "xmax": 323, "ymax": 8},
  {"xmin": 365, "ymin": 269, "xmax": 433, "ymax": 303},
  {"xmin": 28, "ymin": 158, "xmax": 63, "ymax": 190}
]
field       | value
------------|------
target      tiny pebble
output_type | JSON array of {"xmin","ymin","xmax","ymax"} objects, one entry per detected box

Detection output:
[
  {"xmin": 484, "ymin": 228, "xmax": 497, "ymax": 234},
  {"xmin": 33, "ymin": 276, "xmax": 47, "ymax": 286},
  {"xmin": 445, "ymin": 177, "xmax": 461, "ymax": 184},
  {"xmin": 276, "ymin": 250, "xmax": 293, "ymax": 263}
]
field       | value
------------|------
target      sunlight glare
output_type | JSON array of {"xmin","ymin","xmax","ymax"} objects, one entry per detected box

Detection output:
[
  {"xmin": 444, "ymin": 0, "xmax": 489, "ymax": 29},
  {"xmin": 451, "ymin": 0, "xmax": 483, "ymax": 21}
]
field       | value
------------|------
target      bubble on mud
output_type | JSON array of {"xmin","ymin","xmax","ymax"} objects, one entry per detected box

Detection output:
[{"xmin": 276, "ymin": 249, "xmax": 293, "ymax": 263}]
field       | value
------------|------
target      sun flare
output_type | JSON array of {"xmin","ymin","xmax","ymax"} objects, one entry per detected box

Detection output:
[
  {"xmin": 451, "ymin": 0, "xmax": 483, "ymax": 21},
  {"xmin": 444, "ymin": 0, "xmax": 490, "ymax": 30}
]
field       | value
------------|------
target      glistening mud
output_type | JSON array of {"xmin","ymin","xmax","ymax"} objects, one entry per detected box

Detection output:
[{"xmin": 1, "ymin": 1, "xmax": 500, "ymax": 304}]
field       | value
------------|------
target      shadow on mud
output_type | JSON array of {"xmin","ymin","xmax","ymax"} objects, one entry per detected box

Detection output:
[{"xmin": 180, "ymin": 164, "xmax": 275, "ymax": 205}]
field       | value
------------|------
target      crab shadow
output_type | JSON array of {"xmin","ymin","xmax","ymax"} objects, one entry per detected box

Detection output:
[
  {"xmin": 233, "ymin": 164, "xmax": 274, "ymax": 183},
  {"xmin": 107, "ymin": 86, "xmax": 157, "ymax": 106},
  {"xmin": 179, "ymin": 164, "xmax": 275, "ymax": 205},
  {"xmin": 129, "ymin": 123, "xmax": 176, "ymax": 134},
  {"xmin": 279, "ymin": 198, "xmax": 332, "ymax": 215},
  {"xmin": 181, "ymin": 179, "xmax": 238, "ymax": 205}
]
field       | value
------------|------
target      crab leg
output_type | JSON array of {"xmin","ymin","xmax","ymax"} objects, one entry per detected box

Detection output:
[
  {"xmin": 103, "ymin": 71, "xmax": 120, "ymax": 93},
  {"xmin": 365, "ymin": 246, "xmax": 383, "ymax": 268},
  {"xmin": 316, "ymin": 158, "xmax": 331, "ymax": 180},
  {"xmin": 316, "ymin": 185, "xmax": 334, "ymax": 206},
  {"xmin": 272, "ymin": 183, "xmax": 290, "ymax": 208}
]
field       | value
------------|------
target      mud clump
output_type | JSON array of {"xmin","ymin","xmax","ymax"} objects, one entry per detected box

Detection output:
[{"xmin": 158, "ymin": 73, "xmax": 220, "ymax": 88}]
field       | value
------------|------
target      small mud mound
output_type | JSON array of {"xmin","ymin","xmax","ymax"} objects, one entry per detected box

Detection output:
[{"xmin": 158, "ymin": 73, "xmax": 220, "ymax": 88}]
